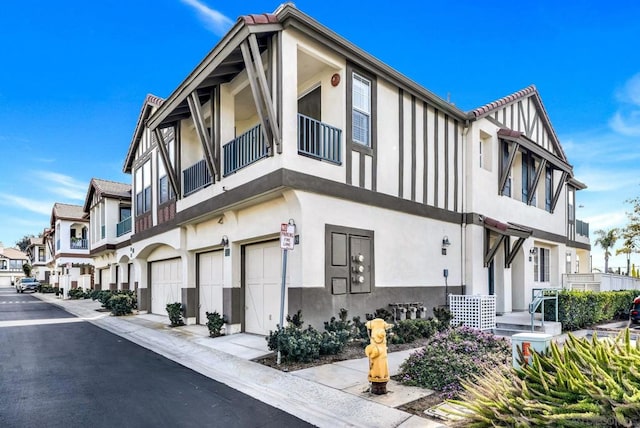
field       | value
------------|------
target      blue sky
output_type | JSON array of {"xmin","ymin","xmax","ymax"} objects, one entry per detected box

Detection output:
[{"xmin": 1, "ymin": 1, "xmax": 639, "ymax": 271}]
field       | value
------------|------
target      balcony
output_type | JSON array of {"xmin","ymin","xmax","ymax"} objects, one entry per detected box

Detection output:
[
  {"xmin": 70, "ymin": 238, "xmax": 88, "ymax": 250},
  {"xmin": 576, "ymin": 219, "xmax": 589, "ymax": 237},
  {"xmin": 223, "ymin": 124, "xmax": 268, "ymax": 176},
  {"xmin": 117, "ymin": 216, "xmax": 132, "ymax": 237},
  {"xmin": 183, "ymin": 159, "xmax": 212, "ymax": 196},
  {"xmin": 297, "ymin": 114, "xmax": 341, "ymax": 164}
]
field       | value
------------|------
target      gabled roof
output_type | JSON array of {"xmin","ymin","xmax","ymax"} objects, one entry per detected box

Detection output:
[
  {"xmin": 469, "ymin": 85, "xmax": 567, "ymax": 162},
  {"xmin": 29, "ymin": 236, "xmax": 44, "ymax": 246},
  {"xmin": 83, "ymin": 178, "xmax": 131, "ymax": 213},
  {"xmin": 144, "ymin": 3, "xmax": 466, "ymax": 135},
  {"xmin": 122, "ymin": 94, "xmax": 164, "ymax": 173},
  {"xmin": 0, "ymin": 247, "xmax": 28, "ymax": 260},
  {"xmin": 50, "ymin": 203, "xmax": 86, "ymax": 226}
]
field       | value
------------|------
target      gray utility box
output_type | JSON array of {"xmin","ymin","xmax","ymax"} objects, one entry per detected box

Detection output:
[{"xmin": 511, "ymin": 332, "xmax": 553, "ymax": 370}]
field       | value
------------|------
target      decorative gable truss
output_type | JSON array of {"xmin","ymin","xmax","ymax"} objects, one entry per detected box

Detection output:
[{"xmin": 473, "ymin": 86, "xmax": 573, "ymax": 213}]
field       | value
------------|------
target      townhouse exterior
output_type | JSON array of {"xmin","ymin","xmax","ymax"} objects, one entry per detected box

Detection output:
[
  {"xmin": 83, "ymin": 178, "xmax": 133, "ymax": 291},
  {"xmin": 0, "ymin": 243, "xmax": 28, "ymax": 286},
  {"xmin": 26, "ymin": 236, "xmax": 48, "ymax": 283},
  {"xmin": 44, "ymin": 203, "xmax": 93, "ymax": 293},
  {"xmin": 119, "ymin": 4, "xmax": 589, "ymax": 334}
]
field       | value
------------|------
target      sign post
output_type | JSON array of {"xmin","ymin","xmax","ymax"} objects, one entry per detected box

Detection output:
[{"xmin": 277, "ymin": 220, "xmax": 295, "ymax": 365}]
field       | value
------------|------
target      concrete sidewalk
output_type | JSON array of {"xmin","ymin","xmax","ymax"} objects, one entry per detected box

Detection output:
[{"xmin": 33, "ymin": 293, "xmax": 446, "ymax": 428}]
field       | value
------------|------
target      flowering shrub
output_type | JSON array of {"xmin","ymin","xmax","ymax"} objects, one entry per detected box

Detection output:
[{"xmin": 398, "ymin": 326, "xmax": 511, "ymax": 398}]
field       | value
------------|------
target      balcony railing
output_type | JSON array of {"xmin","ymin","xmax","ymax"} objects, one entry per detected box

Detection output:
[
  {"xmin": 70, "ymin": 239, "xmax": 88, "ymax": 250},
  {"xmin": 183, "ymin": 159, "xmax": 212, "ymax": 196},
  {"xmin": 223, "ymin": 124, "xmax": 268, "ymax": 176},
  {"xmin": 117, "ymin": 216, "xmax": 132, "ymax": 237},
  {"xmin": 298, "ymin": 114, "xmax": 341, "ymax": 164},
  {"xmin": 576, "ymin": 219, "xmax": 589, "ymax": 237}
]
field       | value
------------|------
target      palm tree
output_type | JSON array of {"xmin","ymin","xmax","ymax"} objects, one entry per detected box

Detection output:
[
  {"xmin": 616, "ymin": 234, "xmax": 637, "ymax": 275},
  {"xmin": 594, "ymin": 228, "xmax": 618, "ymax": 273}
]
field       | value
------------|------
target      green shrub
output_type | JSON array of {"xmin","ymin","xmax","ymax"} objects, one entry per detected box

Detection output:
[
  {"xmin": 544, "ymin": 290, "xmax": 637, "ymax": 331},
  {"xmin": 371, "ymin": 308, "xmax": 394, "ymax": 323},
  {"xmin": 351, "ymin": 315, "xmax": 368, "ymax": 341},
  {"xmin": 451, "ymin": 329, "xmax": 640, "ymax": 426},
  {"xmin": 319, "ymin": 330, "xmax": 350, "ymax": 355},
  {"xmin": 286, "ymin": 309, "xmax": 304, "ymax": 328},
  {"xmin": 398, "ymin": 326, "xmax": 511, "ymax": 398},
  {"xmin": 108, "ymin": 294, "xmax": 134, "ymax": 316},
  {"xmin": 67, "ymin": 288, "xmax": 86, "ymax": 299},
  {"xmin": 266, "ymin": 310, "xmax": 352, "ymax": 362},
  {"xmin": 166, "ymin": 302, "xmax": 184, "ymax": 327},
  {"xmin": 266, "ymin": 324, "xmax": 322, "ymax": 362},
  {"xmin": 391, "ymin": 318, "xmax": 439, "ymax": 344},
  {"xmin": 432, "ymin": 306, "xmax": 454, "ymax": 330},
  {"xmin": 392, "ymin": 319, "xmax": 421, "ymax": 344},
  {"xmin": 324, "ymin": 308, "xmax": 352, "ymax": 334},
  {"xmin": 206, "ymin": 311, "xmax": 225, "ymax": 337},
  {"xmin": 39, "ymin": 285, "xmax": 55, "ymax": 294}
]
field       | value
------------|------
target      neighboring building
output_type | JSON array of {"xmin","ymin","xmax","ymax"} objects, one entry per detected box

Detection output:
[
  {"xmin": 83, "ymin": 178, "xmax": 133, "ymax": 291},
  {"xmin": 46, "ymin": 203, "xmax": 94, "ymax": 292},
  {"xmin": 26, "ymin": 236, "xmax": 48, "ymax": 283},
  {"xmin": 0, "ymin": 243, "xmax": 28, "ymax": 286},
  {"xmin": 121, "ymin": 4, "xmax": 589, "ymax": 333}
]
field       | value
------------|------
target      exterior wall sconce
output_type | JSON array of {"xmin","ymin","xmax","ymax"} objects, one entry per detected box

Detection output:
[
  {"xmin": 529, "ymin": 247, "xmax": 537, "ymax": 261},
  {"xmin": 220, "ymin": 235, "xmax": 229, "ymax": 247},
  {"xmin": 442, "ymin": 236, "xmax": 451, "ymax": 255}
]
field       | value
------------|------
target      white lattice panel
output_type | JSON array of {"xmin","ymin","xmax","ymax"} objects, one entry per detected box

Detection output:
[{"xmin": 449, "ymin": 295, "xmax": 496, "ymax": 330}]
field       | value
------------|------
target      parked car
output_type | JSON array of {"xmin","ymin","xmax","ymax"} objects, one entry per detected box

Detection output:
[
  {"xmin": 631, "ymin": 296, "xmax": 640, "ymax": 324},
  {"xmin": 16, "ymin": 277, "xmax": 40, "ymax": 293}
]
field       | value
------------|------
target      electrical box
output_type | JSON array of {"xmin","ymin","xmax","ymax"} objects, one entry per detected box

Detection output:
[{"xmin": 511, "ymin": 333, "xmax": 553, "ymax": 369}]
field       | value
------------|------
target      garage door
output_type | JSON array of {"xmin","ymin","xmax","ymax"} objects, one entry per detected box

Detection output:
[
  {"xmin": 0, "ymin": 276, "xmax": 12, "ymax": 286},
  {"xmin": 245, "ymin": 240, "xmax": 282, "ymax": 335},
  {"xmin": 198, "ymin": 251, "xmax": 223, "ymax": 325},
  {"xmin": 151, "ymin": 259, "xmax": 182, "ymax": 315}
]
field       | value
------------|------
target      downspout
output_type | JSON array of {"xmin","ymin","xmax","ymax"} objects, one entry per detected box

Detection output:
[{"xmin": 461, "ymin": 119, "xmax": 470, "ymax": 296}]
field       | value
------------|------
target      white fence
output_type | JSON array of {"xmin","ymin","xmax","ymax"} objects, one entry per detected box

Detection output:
[
  {"xmin": 564, "ymin": 273, "xmax": 640, "ymax": 292},
  {"xmin": 449, "ymin": 294, "xmax": 496, "ymax": 331}
]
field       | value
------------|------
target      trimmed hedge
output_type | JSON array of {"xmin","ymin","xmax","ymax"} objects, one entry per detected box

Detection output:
[{"xmin": 543, "ymin": 289, "xmax": 637, "ymax": 331}]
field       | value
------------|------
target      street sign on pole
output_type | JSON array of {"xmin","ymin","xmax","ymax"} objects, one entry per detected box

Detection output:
[
  {"xmin": 280, "ymin": 223, "xmax": 295, "ymax": 251},
  {"xmin": 277, "ymin": 220, "xmax": 296, "ymax": 365}
]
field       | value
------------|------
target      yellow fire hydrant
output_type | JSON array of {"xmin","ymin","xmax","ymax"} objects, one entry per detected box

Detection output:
[{"xmin": 365, "ymin": 318, "xmax": 393, "ymax": 394}]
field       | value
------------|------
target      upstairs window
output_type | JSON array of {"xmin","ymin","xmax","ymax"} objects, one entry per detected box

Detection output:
[
  {"xmin": 521, "ymin": 152, "xmax": 536, "ymax": 205},
  {"xmin": 158, "ymin": 128, "xmax": 175, "ymax": 205},
  {"xmin": 352, "ymin": 72, "xmax": 371, "ymax": 146},
  {"xmin": 545, "ymin": 166, "xmax": 553, "ymax": 212},
  {"xmin": 135, "ymin": 159, "xmax": 152, "ymax": 215},
  {"xmin": 501, "ymin": 142, "xmax": 511, "ymax": 197}
]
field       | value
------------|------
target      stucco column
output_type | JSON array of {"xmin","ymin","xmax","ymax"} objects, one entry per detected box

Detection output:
[
  {"xmin": 494, "ymin": 248, "xmax": 512, "ymax": 314},
  {"xmin": 132, "ymin": 258, "xmax": 149, "ymax": 312},
  {"xmin": 182, "ymin": 251, "xmax": 196, "ymax": 325}
]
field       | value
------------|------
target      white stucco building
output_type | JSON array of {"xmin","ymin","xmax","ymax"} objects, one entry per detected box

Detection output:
[{"xmin": 120, "ymin": 4, "xmax": 589, "ymax": 333}]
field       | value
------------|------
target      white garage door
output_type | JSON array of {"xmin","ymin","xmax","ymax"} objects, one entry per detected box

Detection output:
[
  {"xmin": 198, "ymin": 251, "xmax": 224, "ymax": 325},
  {"xmin": 245, "ymin": 240, "xmax": 282, "ymax": 335},
  {"xmin": 0, "ymin": 276, "xmax": 12, "ymax": 286},
  {"xmin": 151, "ymin": 259, "xmax": 182, "ymax": 315}
]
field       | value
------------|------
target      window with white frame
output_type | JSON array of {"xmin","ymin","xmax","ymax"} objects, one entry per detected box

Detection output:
[
  {"xmin": 479, "ymin": 130, "xmax": 492, "ymax": 171},
  {"xmin": 135, "ymin": 159, "xmax": 152, "ymax": 215},
  {"xmin": 352, "ymin": 72, "xmax": 371, "ymax": 146}
]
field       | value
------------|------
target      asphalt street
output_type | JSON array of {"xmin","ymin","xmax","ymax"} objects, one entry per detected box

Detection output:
[{"xmin": 0, "ymin": 287, "xmax": 313, "ymax": 428}]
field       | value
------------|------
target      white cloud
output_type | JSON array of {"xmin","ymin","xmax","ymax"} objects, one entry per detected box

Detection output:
[
  {"xmin": 180, "ymin": 0, "xmax": 234, "ymax": 36},
  {"xmin": 616, "ymin": 73, "xmax": 640, "ymax": 106},
  {"xmin": 609, "ymin": 111, "xmax": 640, "ymax": 136},
  {"xmin": 610, "ymin": 73, "xmax": 640, "ymax": 136},
  {"xmin": 0, "ymin": 193, "xmax": 52, "ymax": 216},
  {"xmin": 34, "ymin": 171, "xmax": 86, "ymax": 200}
]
